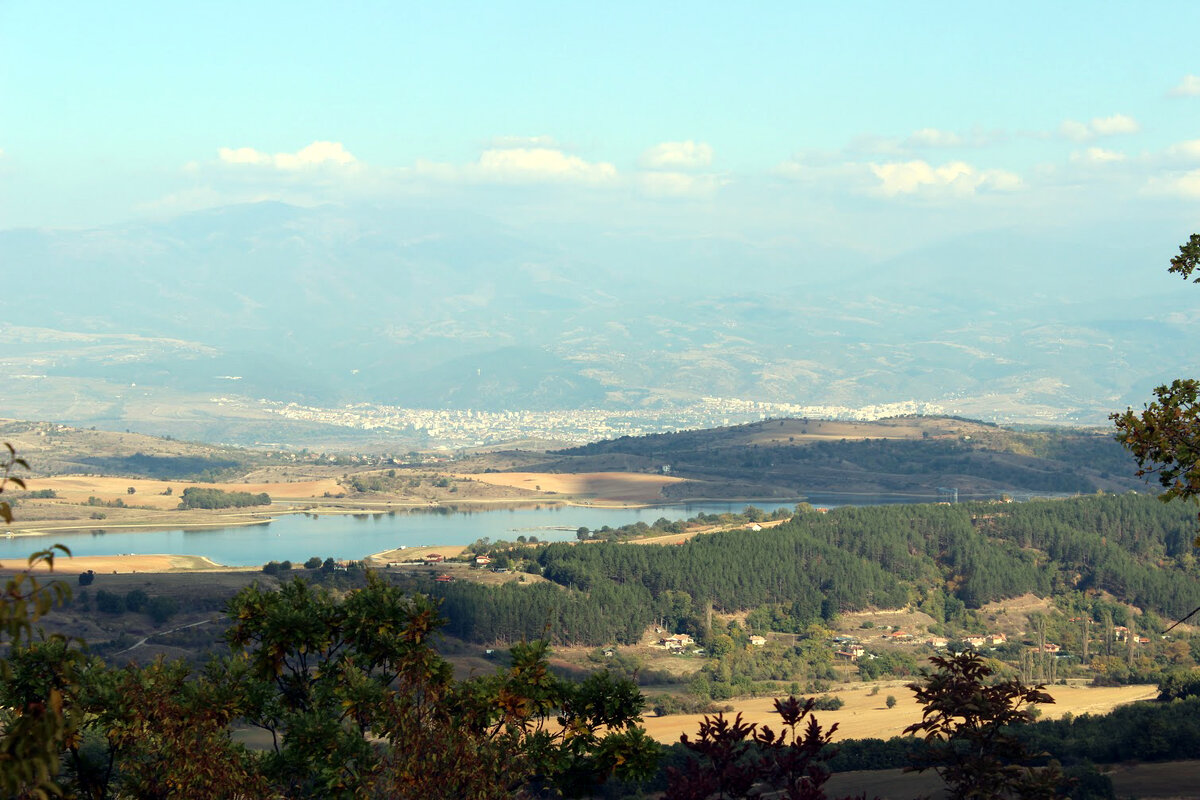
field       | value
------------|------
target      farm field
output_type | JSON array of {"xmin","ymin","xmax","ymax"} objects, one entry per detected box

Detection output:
[
  {"xmin": 461, "ymin": 470, "xmax": 688, "ymax": 504},
  {"xmin": 641, "ymin": 681, "xmax": 1159, "ymax": 744}
]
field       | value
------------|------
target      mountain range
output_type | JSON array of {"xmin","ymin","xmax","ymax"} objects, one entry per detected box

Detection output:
[{"xmin": 2, "ymin": 201, "xmax": 1194, "ymax": 445}]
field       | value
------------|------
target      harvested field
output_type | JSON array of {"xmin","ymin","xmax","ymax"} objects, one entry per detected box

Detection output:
[
  {"xmin": 641, "ymin": 681, "xmax": 1158, "ymax": 745},
  {"xmin": 463, "ymin": 471, "xmax": 687, "ymax": 504},
  {"xmin": 0, "ymin": 553, "xmax": 223, "ymax": 573},
  {"xmin": 27, "ymin": 475, "xmax": 343, "ymax": 506}
]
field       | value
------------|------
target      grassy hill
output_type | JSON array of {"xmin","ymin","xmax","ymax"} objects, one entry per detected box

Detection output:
[
  {"xmin": 524, "ymin": 416, "xmax": 1145, "ymax": 499},
  {"xmin": 0, "ymin": 419, "xmax": 266, "ymax": 480}
]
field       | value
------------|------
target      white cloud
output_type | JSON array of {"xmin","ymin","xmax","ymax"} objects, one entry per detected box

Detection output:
[
  {"xmin": 1090, "ymin": 114, "xmax": 1139, "ymax": 136},
  {"xmin": 218, "ymin": 141, "xmax": 357, "ymax": 170},
  {"xmin": 1059, "ymin": 114, "xmax": 1139, "ymax": 141},
  {"xmin": 1166, "ymin": 139, "xmax": 1200, "ymax": 160},
  {"xmin": 640, "ymin": 140, "xmax": 714, "ymax": 169},
  {"xmin": 869, "ymin": 160, "xmax": 1021, "ymax": 196},
  {"xmin": 1059, "ymin": 120, "xmax": 1091, "ymax": 142},
  {"xmin": 1072, "ymin": 147, "xmax": 1127, "ymax": 164},
  {"xmin": 1170, "ymin": 74, "xmax": 1200, "ymax": 97},
  {"xmin": 904, "ymin": 128, "xmax": 964, "ymax": 148},
  {"xmin": 489, "ymin": 135, "xmax": 558, "ymax": 148},
  {"xmin": 1148, "ymin": 168, "xmax": 1200, "ymax": 197},
  {"xmin": 476, "ymin": 147, "xmax": 617, "ymax": 183},
  {"xmin": 416, "ymin": 147, "xmax": 617, "ymax": 185},
  {"xmin": 639, "ymin": 171, "xmax": 725, "ymax": 198}
]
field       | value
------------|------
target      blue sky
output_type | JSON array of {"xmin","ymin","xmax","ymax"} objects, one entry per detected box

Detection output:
[{"xmin": 2, "ymin": 2, "xmax": 1198, "ymax": 259}]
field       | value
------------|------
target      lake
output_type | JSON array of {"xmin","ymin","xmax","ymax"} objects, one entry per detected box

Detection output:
[{"xmin": 0, "ymin": 501, "xmax": 803, "ymax": 567}]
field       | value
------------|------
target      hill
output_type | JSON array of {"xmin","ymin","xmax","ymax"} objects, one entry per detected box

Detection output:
[
  {"xmin": 0, "ymin": 419, "xmax": 266, "ymax": 480},
  {"xmin": 516, "ymin": 416, "xmax": 1144, "ymax": 499},
  {"xmin": 4, "ymin": 202, "xmax": 1198, "ymax": 443}
]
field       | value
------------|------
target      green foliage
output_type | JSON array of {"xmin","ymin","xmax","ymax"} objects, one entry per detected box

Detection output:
[
  {"xmin": 812, "ymin": 694, "xmax": 844, "ymax": 711},
  {"xmin": 1168, "ymin": 232, "xmax": 1200, "ymax": 282},
  {"xmin": 146, "ymin": 595, "xmax": 179, "ymax": 624},
  {"xmin": 73, "ymin": 452, "xmax": 243, "ymax": 481},
  {"xmin": 0, "ymin": 444, "xmax": 79, "ymax": 799},
  {"xmin": 343, "ymin": 471, "xmax": 405, "ymax": 493},
  {"xmin": 178, "ymin": 486, "xmax": 271, "ymax": 509},
  {"xmin": 1113, "ymin": 379, "xmax": 1200, "ymax": 529},
  {"xmin": 1156, "ymin": 667, "xmax": 1200, "ymax": 700},
  {"xmin": 124, "ymin": 588, "xmax": 148, "ymax": 613},
  {"xmin": 664, "ymin": 696, "xmax": 861, "ymax": 800},
  {"xmin": 1112, "ymin": 235, "xmax": 1200, "ymax": 544},
  {"xmin": 95, "ymin": 590, "xmax": 126, "ymax": 614},
  {"xmin": 905, "ymin": 651, "xmax": 1063, "ymax": 799},
  {"xmin": 221, "ymin": 575, "xmax": 657, "ymax": 797}
]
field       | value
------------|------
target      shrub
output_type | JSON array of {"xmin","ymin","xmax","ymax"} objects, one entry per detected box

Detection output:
[
  {"xmin": 125, "ymin": 589, "xmax": 149, "ymax": 613},
  {"xmin": 812, "ymin": 694, "xmax": 844, "ymax": 711},
  {"xmin": 96, "ymin": 590, "xmax": 126, "ymax": 614},
  {"xmin": 146, "ymin": 596, "xmax": 179, "ymax": 624}
]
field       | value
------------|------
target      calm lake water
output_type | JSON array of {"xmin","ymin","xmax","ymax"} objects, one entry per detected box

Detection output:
[{"xmin": 1, "ymin": 501, "xmax": 803, "ymax": 567}]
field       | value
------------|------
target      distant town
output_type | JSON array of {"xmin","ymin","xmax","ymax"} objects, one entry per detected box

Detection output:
[{"xmin": 224, "ymin": 395, "xmax": 950, "ymax": 449}]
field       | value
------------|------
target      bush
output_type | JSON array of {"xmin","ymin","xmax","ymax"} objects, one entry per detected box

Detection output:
[
  {"xmin": 812, "ymin": 694, "xmax": 845, "ymax": 711},
  {"xmin": 304, "ymin": 556, "xmax": 323, "ymax": 570},
  {"xmin": 78, "ymin": 570, "xmax": 95, "ymax": 586},
  {"xmin": 146, "ymin": 596, "xmax": 179, "ymax": 624},
  {"xmin": 96, "ymin": 590, "xmax": 126, "ymax": 614},
  {"xmin": 179, "ymin": 487, "xmax": 271, "ymax": 510},
  {"xmin": 125, "ymin": 589, "xmax": 149, "ymax": 613}
]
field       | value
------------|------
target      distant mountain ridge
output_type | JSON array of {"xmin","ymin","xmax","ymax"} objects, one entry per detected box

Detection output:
[{"xmin": 2, "ymin": 201, "xmax": 1194, "ymax": 441}]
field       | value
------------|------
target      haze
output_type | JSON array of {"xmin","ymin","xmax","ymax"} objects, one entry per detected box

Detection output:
[{"xmin": 2, "ymin": 3, "xmax": 1198, "ymax": 446}]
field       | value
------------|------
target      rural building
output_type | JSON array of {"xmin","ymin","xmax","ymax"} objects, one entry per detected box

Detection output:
[
  {"xmin": 836, "ymin": 644, "xmax": 866, "ymax": 660},
  {"xmin": 749, "ymin": 635, "xmax": 767, "ymax": 647}
]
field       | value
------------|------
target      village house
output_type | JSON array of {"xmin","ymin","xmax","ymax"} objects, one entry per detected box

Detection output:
[
  {"xmin": 749, "ymin": 635, "xmax": 767, "ymax": 647},
  {"xmin": 660, "ymin": 633, "xmax": 695, "ymax": 651},
  {"xmin": 836, "ymin": 644, "xmax": 866, "ymax": 660}
]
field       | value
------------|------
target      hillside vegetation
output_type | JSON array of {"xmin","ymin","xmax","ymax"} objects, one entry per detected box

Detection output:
[
  {"xmin": 533, "ymin": 416, "xmax": 1144, "ymax": 498},
  {"xmin": 434, "ymin": 493, "xmax": 1200, "ymax": 648}
]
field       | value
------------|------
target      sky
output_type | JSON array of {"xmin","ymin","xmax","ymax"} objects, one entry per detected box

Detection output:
[{"xmin": 1, "ymin": 2, "xmax": 1199, "ymax": 260}]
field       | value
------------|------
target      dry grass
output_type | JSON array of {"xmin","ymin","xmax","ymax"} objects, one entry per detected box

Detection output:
[
  {"xmin": 27, "ymin": 475, "xmax": 343, "ymax": 507},
  {"xmin": 462, "ymin": 471, "xmax": 687, "ymax": 504},
  {"xmin": 0, "ymin": 554, "xmax": 227, "ymax": 574},
  {"xmin": 641, "ymin": 681, "xmax": 1158, "ymax": 745}
]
